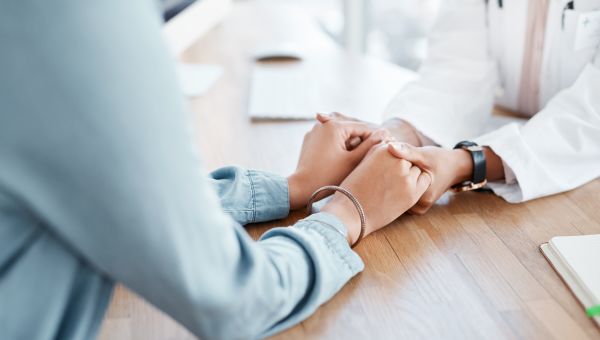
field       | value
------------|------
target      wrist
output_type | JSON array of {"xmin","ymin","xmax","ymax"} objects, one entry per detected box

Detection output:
[
  {"xmin": 321, "ymin": 195, "xmax": 361, "ymax": 245},
  {"xmin": 451, "ymin": 148, "xmax": 473, "ymax": 185},
  {"xmin": 287, "ymin": 172, "xmax": 309, "ymax": 210},
  {"xmin": 483, "ymin": 146, "xmax": 505, "ymax": 181}
]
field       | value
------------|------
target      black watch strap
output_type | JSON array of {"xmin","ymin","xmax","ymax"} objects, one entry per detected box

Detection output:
[{"xmin": 453, "ymin": 141, "xmax": 487, "ymax": 185}]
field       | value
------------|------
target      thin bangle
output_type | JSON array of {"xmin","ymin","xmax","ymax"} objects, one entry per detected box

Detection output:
[{"xmin": 306, "ymin": 185, "xmax": 366, "ymax": 248}]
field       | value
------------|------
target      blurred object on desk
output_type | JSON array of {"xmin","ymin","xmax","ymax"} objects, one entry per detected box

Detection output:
[
  {"xmin": 259, "ymin": 0, "xmax": 441, "ymax": 70},
  {"xmin": 248, "ymin": 52, "xmax": 417, "ymax": 121},
  {"xmin": 245, "ymin": 3, "xmax": 417, "ymax": 121}
]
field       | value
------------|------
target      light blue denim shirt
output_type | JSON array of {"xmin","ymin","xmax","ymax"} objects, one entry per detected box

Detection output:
[{"xmin": 0, "ymin": 1, "xmax": 363, "ymax": 339}]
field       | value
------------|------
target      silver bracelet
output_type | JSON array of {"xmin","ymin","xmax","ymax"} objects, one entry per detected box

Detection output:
[{"xmin": 306, "ymin": 185, "xmax": 367, "ymax": 248}]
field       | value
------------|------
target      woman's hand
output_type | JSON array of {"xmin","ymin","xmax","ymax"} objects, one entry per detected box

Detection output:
[
  {"xmin": 386, "ymin": 143, "xmax": 472, "ymax": 215},
  {"xmin": 321, "ymin": 143, "xmax": 432, "ymax": 244},
  {"xmin": 382, "ymin": 118, "xmax": 426, "ymax": 146},
  {"xmin": 317, "ymin": 112, "xmax": 425, "ymax": 147},
  {"xmin": 386, "ymin": 143, "xmax": 505, "ymax": 215},
  {"xmin": 288, "ymin": 114, "xmax": 389, "ymax": 210}
]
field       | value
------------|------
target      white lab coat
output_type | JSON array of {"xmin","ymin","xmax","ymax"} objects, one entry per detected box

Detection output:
[{"xmin": 384, "ymin": 0, "xmax": 600, "ymax": 203}]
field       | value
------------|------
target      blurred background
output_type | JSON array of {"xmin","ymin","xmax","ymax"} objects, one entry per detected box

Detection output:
[{"xmin": 262, "ymin": 0, "xmax": 441, "ymax": 70}]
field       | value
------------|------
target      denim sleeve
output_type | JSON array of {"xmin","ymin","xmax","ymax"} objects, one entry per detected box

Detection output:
[
  {"xmin": 210, "ymin": 167, "xmax": 290, "ymax": 224},
  {"xmin": 0, "ymin": 1, "xmax": 364, "ymax": 339}
]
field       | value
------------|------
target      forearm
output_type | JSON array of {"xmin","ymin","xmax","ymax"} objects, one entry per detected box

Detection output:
[
  {"xmin": 255, "ymin": 213, "xmax": 363, "ymax": 337},
  {"xmin": 473, "ymin": 62, "xmax": 600, "ymax": 202},
  {"xmin": 144, "ymin": 212, "xmax": 363, "ymax": 339}
]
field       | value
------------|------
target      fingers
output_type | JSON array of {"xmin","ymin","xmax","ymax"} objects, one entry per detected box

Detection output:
[
  {"xmin": 387, "ymin": 142, "xmax": 426, "ymax": 168},
  {"xmin": 316, "ymin": 112, "xmax": 333, "ymax": 123},
  {"xmin": 407, "ymin": 172, "xmax": 434, "ymax": 215},
  {"xmin": 408, "ymin": 164, "xmax": 421, "ymax": 181},
  {"xmin": 316, "ymin": 112, "xmax": 391, "ymax": 152},
  {"xmin": 387, "ymin": 142, "xmax": 410, "ymax": 158},
  {"xmin": 315, "ymin": 114, "xmax": 372, "ymax": 148},
  {"xmin": 350, "ymin": 130, "xmax": 388, "ymax": 160},
  {"xmin": 409, "ymin": 204, "xmax": 429, "ymax": 216},
  {"xmin": 416, "ymin": 170, "xmax": 432, "ymax": 195},
  {"xmin": 346, "ymin": 136, "xmax": 363, "ymax": 150},
  {"xmin": 343, "ymin": 121, "xmax": 374, "ymax": 139},
  {"xmin": 317, "ymin": 112, "xmax": 385, "ymax": 140},
  {"xmin": 400, "ymin": 159, "xmax": 413, "ymax": 173},
  {"xmin": 316, "ymin": 112, "xmax": 357, "ymax": 123},
  {"xmin": 317, "ymin": 112, "xmax": 370, "ymax": 125}
]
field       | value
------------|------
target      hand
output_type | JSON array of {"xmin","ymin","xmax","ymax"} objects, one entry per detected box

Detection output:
[
  {"xmin": 316, "ymin": 112, "xmax": 380, "ymax": 130},
  {"xmin": 386, "ymin": 143, "xmax": 473, "ymax": 214},
  {"xmin": 382, "ymin": 118, "xmax": 425, "ymax": 146},
  {"xmin": 321, "ymin": 144, "xmax": 432, "ymax": 245},
  {"xmin": 288, "ymin": 115, "xmax": 389, "ymax": 210},
  {"xmin": 317, "ymin": 112, "xmax": 424, "ymax": 147},
  {"xmin": 316, "ymin": 112, "xmax": 380, "ymax": 150}
]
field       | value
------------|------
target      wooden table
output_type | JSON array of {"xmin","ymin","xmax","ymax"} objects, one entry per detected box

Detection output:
[{"xmin": 98, "ymin": 3, "xmax": 600, "ymax": 339}]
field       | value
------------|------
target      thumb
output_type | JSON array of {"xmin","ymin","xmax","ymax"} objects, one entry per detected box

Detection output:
[
  {"xmin": 387, "ymin": 143, "xmax": 427, "ymax": 168},
  {"xmin": 316, "ymin": 112, "xmax": 333, "ymax": 123},
  {"xmin": 346, "ymin": 136, "xmax": 363, "ymax": 150},
  {"xmin": 416, "ymin": 170, "xmax": 433, "ymax": 195},
  {"xmin": 350, "ymin": 129, "xmax": 387, "ymax": 159}
]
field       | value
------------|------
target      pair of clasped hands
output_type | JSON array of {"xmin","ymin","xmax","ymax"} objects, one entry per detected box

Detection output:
[{"xmin": 287, "ymin": 113, "xmax": 437, "ymax": 246}]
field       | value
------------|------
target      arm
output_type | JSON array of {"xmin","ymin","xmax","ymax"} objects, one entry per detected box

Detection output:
[
  {"xmin": 474, "ymin": 53, "xmax": 600, "ymax": 202},
  {"xmin": 386, "ymin": 51, "xmax": 600, "ymax": 210},
  {"xmin": 210, "ymin": 120, "xmax": 388, "ymax": 225},
  {"xmin": 0, "ymin": 1, "xmax": 363, "ymax": 338},
  {"xmin": 383, "ymin": 0, "xmax": 498, "ymax": 147}
]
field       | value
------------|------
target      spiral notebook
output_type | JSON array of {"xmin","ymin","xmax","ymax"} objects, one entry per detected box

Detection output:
[{"xmin": 540, "ymin": 234, "xmax": 600, "ymax": 327}]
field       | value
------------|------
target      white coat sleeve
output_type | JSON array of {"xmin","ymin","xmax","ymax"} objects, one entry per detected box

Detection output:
[
  {"xmin": 474, "ymin": 52, "xmax": 600, "ymax": 203},
  {"xmin": 383, "ymin": 0, "xmax": 498, "ymax": 148}
]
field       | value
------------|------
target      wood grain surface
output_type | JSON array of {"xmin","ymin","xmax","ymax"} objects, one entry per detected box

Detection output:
[{"xmin": 98, "ymin": 3, "xmax": 600, "ymax": 339}]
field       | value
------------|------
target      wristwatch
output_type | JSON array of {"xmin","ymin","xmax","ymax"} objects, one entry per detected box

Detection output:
[{"xmin": 451, "ymin": 141, "xmax": 487, "ymax": 192}]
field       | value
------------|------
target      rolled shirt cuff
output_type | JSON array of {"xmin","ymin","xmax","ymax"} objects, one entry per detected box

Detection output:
[
  {"xmin": 293, "ymin": 212, "xmax": 364, "ymax": 275},
  {"xmin": 247, "ymin": 170, "xmax": 290, "ymax": 223},
  {"xmin": 474, "ymin": 122, "xmax": 556, "ymax": 203},
  {"xmin": 294, "ymin": 213, "xmax": 364, "ymax": 276}
]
